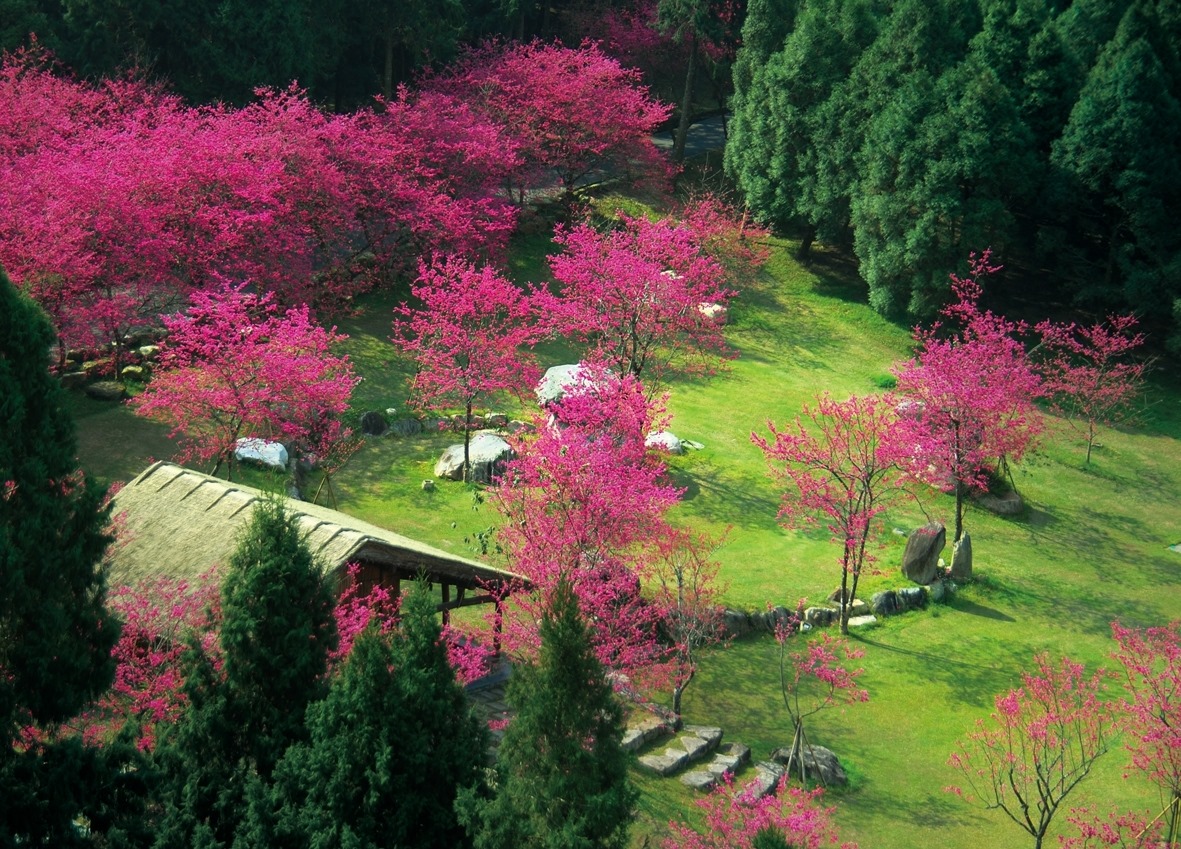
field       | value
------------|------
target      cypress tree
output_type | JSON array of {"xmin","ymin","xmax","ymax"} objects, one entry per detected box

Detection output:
[
  {"xmin": 254, "ymin": 579, "xmax": 486, "ymax": 849},
  {"xmin": 457, "ymin": 579, "xmax": 636, "ymax": 849},
  {"xmin": 153, "ymin": 497, "xmax": 338, "ymax": 848},
  {"xmin": 0, "ymin": 266, "xmax": 120, "ymax": 844}
]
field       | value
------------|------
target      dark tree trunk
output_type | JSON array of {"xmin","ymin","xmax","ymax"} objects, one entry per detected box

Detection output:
[{"xmin": 672, "ymin": 36, "xmax": 698, "ymax": 164}]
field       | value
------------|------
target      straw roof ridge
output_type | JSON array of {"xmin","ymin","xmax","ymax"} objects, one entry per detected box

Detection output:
[{"xmin": 108, "ymin": 461, "xmax": 523, "ymax": 592}]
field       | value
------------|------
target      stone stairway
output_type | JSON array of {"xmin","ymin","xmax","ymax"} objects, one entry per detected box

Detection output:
[{"xmin": 629, "ymin": 720, "xmax": 786, "ymax": 799}]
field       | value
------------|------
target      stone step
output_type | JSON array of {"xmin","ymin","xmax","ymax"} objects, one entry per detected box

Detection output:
[
  {"xmin": 680, "ymin": 741, "xmax": 753, "ymax": 791},
  {"xmin": 744, "ymin": 760, "xmax": 785, "ymax": 800},
  {"xmin": 637, "ymin": 725, "xmax": 723, "ymax": 776},
  {"xmin": 622, "ymin": 715, "xmax": 672, "ymax": 753}
]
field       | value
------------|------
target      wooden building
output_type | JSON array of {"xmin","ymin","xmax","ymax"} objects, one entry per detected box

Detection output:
[{"xmin": 108, "ymin": 461, "xmax": 525, "ymax": 629}]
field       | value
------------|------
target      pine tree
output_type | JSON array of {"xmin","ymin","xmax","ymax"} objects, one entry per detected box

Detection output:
[
  {"xmin": 0, "ymin": 266, "xmax": 121, "ymax": 844},
  {"xmin": 255, "ymin": 579, "xmax": 487, "ymax": 849},
  {"xmin": 153, "ymin": 497, "xmax": 338, "ymax": 848},
  {"xmin": 457, "ymin": 579, "xmax": 637, "ymax": 849}
]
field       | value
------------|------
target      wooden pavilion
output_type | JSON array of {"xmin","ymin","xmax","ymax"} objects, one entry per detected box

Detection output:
[{"xmin": 107, "ymin": 461, "xmax": 525, "ymax": 631}]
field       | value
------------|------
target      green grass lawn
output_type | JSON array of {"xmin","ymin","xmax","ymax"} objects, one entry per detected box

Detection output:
[{"xmin": 72, "ymin": 199, "xmax": 1181, "ymax": 849}]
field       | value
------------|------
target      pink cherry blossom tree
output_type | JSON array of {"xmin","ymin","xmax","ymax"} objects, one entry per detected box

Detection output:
[
  {"xmin": 71, "ymin": 573, "xmax": 221, "ymax": 751},
  {"xmin": 754, "ymin": 392, "xmax": 905, "ymax": 634},
  {"xmin": 1060, "ymin": 807, "xmax": 1164, "ymax": 849},
  {"xmin": 664, "ymin": 774, "xmax": 851, "ymax": 849},
  {"xmin": 892, "ymin": 250, "xmax": 1043, "ymax": 543},
  {"xmin": 1110, "ymin": 620, "xmax": 1181, "ymax": 845},
  {"xmin": 546, "ymin": 212, "xmax": 734, "ymax": 392},
  {"xmin": 947, "ymin": 654, "xmax": 1116, "ymax": 849},
  {"xmin": 491, "ymin": 366, "xmax": 681, "ymax": 683},
  {"xmin": 0, "ymin": 56, "xmax": 520, "ymax": 361},
  {"xmin": 1035, "ymin": 314, "xmax": 1149, "ymax": 465},
  {"xmin": 131, "ymin": 282, "xmax": 359, "ymax": 480},
  {"xmin": 423, "ymin": 41, "xmax": 673, "ymax": 203},
  {"xmin": 775, "ymin": 629, "xmax": 869, "ymax": 785},
  {"xmin": 391, "ymin": 256, "xmax": 542, "ymax": 482}
]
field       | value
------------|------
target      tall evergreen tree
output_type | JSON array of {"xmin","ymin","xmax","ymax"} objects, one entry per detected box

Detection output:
[
  {"xmin": 0, "ymin": 265, "xmax": 121, "ymax": 844},
  {"xmin": 726, "ymin": 0, "xmax": 878, "ymax": 258},
  {"xmin": 153, "ymin": 497, "xmax": 338, "ymax": 848},
  {"xmin": 252, "ymin": 579, "xmax": 487, "ymax": 849},
  {"xmin": 1051, "ymin": 1, "xmax": 1181, "ymax": 339},
  {"xmin": 457, "ymin": 580, "xmax": 636, "ymax": 849}
]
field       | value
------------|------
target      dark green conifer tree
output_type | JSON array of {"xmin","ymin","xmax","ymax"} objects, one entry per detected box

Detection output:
[
  {"xmin": 0, "ymin": 266, "xmax": 121, "ymax": 845},
  {"xmin": 250, "ymin": 579, "xmax": 486, "ymax": 849},
  {"xmin": 1051, "ymin": 1, "xmax": 1181, "ymax": 340},
  {"xmin": 457, "ymin": 579, "xmax": 636, "ymax": 849},
  {"xmin": 153, "ymin": 497, "xmax": 337, "ymax": 848}
]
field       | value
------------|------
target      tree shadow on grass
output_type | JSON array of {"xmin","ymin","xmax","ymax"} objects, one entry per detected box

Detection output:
[
  {"xmin": 948, "ymin": 598, "xmax": 1016, "ymax": 622},
  {"xmin": 853, "ymin": 633, "xmax": 1026, "ymax": 709}
]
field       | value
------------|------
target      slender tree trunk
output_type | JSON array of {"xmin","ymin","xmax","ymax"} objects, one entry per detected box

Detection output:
[
  {"xmin": 672, "ymin": 35, "xmax": 698, "ymax": 164},
  {"xmin": 463, "ymin": 400, "xmax": 473, "ymax": 484},
  {"xmin": 382, "ymin": 25, "xmax": 395, "ymax": 100}
]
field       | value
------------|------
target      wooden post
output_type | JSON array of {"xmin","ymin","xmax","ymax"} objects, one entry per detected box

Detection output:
[{"xmin": 441, "ymin": 583, "xmax": 451, "ymax": 625}]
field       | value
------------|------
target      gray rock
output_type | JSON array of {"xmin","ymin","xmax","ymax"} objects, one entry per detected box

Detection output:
[
  {"xmin": 762, "ymin": 606, "xmax": 794, "ymax": 632},
  {"xmin": 638, "ymin": 747, "xmax": 690, "ymax": 776},
  {"xmin": 772, "ymin": 744, "xmax": 848, "ymax": 787},
  {"xmin": 682, "ymin": 439, "xmax": 705, "ymax": 450},
  {"xmin": 871, "ymin": 591, "xmax": 899, "ymax": 617},
  {"xmin": 681, "ymin": 735, "xmax": 712, "ymax": 760},
  {"xmin": 683, "ymin": 725, "xmax": 723, "ymax": 753},
  {"xmin": 804, "ymin": 606, "xmax": 835, "ymax": 627},
  {"xmin": 708, "ymin": 742, "xmax": 751, "ymax": 777},
  {"xmin": 234, "ymin": 438, "xmax": 289, "ymax": 470},
  {"xmin": 421, "ymin": 479, "xmax": 435, "ymax": 492},
  {"xmin": 486, "ymin": 412, "xmax": 509, "ymax": 428},
  {"xmin": 645, "ymin": 430, "xmax": 685, "ymax": 455},
  {"xmin": 360, "ymin": 411, "xmax": 388, "ymax": 436},
  {"xmin": 120, "ymin": 365, "xmax": 146, "ymax": 381},
  {"xmin": 929, "ymin": 579, "xmax": 947, "ymax": 603},
  {"xmin": 698, "ymin": 302, "xmax": 728, "ymax": 324},
  {"xmin": 536, "ymin": 363, "xmax": 587, "ymax": 407},
  {"xmin": 433, "ymin": 432, "xmax": 514, "ymax": 484},
  {"xmin": 389, "ymin": 418, "xmax": 424, "ymax": 437},
  {"xmin": 902, "ymin": 522, "xmax": 945, "ymax": 584},
  {"xmin": 506, "ymin": 419, "xmax": 535, "ymax": 434},
  {"xmin": 681, "ymin": 770, "xmax": 718, "ymax": 791},
  {"xmin": 898, "ymin": 587, "xmax": 927, "ymax": 611},
  {"xmin": 722, "ymin": 609, "xmax": 752, "ymax": 638},
  {"xmin": 845, "ymin": 598, "xmax": 870, "ymax": 617},
  {"xmin": 846, "ymin": 614, "xmax": 877, "ymax": 629},
  {"xmin": 137, "ymin": 345, "xmax": 160, "ymax": 360},
  {"xmin": 84, "ymin": 381, "xmax": 126, "ymax": 401},
  {"xmin": 745, "ymin": 761, "xmax": 786, "ymax": 799},
  {"xmin": 951, "ymin": 533, "xmax": 973, "ymax": 581},
  {"xmin": 621, "ymin": 716, "xmax": 670, "ymax": 753},
  {"xmin": 60, "ymin": 371, "xmax": 89, "ymax": 390}
]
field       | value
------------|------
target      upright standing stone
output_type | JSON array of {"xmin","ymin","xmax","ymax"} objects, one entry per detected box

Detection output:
[
  {"xmin": 901, "ymin": 522, "xmax": 945, "ymax": 585},
  {"xmin": 951, "ymin": 533, "xmax": 973, "ymax": 581}
]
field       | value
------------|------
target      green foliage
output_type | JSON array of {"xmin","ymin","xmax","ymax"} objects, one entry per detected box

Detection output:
[
  {"xmin": 0, "ymin": 267, "xmax": 118, "ymax": 732},
  {"xmin": 255, "ymin": 580, "xmax": 486, "ymax": 849},
  {"xmin": 457, "ymin": 580, "xmax": 637, "ymax": 849},
  {"xmin": 0, "ymin": 267, "xmax": 124, "ymax": 845},
  {"xmin": 1051, "ymin": 1, "xmax": 1181, "ymax": 333},
  {"xmin": 153, "ymin": 497, "xmax": 337, "ymax": 848}
]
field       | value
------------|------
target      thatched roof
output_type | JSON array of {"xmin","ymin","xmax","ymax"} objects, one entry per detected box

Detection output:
[{"xmin": 108, "ymin": 461, "xmax": 523, "ymax": 594}]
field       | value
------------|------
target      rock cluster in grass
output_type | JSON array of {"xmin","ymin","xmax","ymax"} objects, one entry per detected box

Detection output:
[
  {"xmin": 721, "ymin": 605, "xmax": 798, "ymax": 638},
  {"xmin": 637, "ymin": 725, "xmax": 723, "ymax": 777},
  {"xmin": 871, "ymin": 586, "xmax": 930, "ymax": 617}
]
